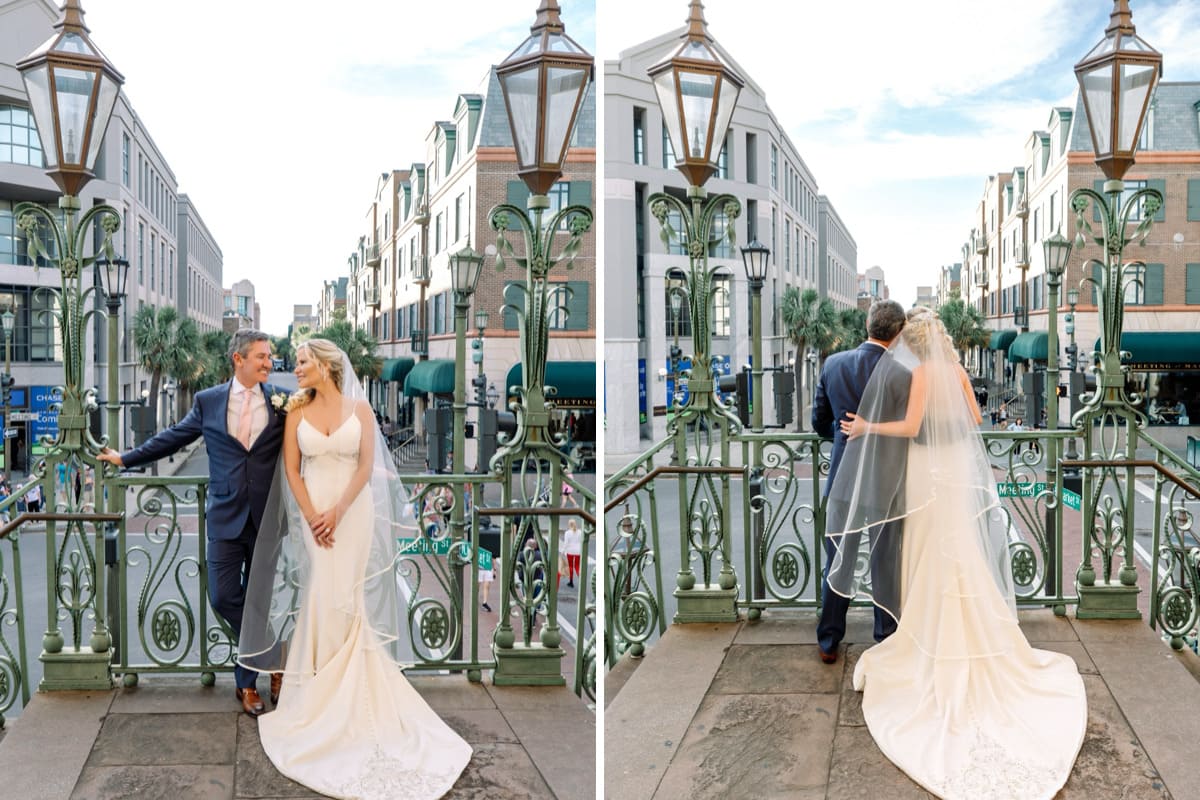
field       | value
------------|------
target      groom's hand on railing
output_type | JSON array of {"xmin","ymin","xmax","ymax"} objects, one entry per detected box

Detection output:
[{"xmin": 97, "ymin": 448, "xmax": 125, "ymax": 468}]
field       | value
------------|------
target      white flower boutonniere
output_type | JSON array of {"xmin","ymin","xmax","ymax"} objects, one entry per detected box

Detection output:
[{"xmin": 270, "ymin": 390, "xmax": 290, "ymax": 413}]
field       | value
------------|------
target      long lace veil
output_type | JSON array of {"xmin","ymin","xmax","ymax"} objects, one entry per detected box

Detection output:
[
  {"xmin": 825, "ymin": 311, "xmax": 1015, "ymax": 623},
  {"xmin": 238, "ymin": 345, "xmax": 413, "ymax": 674}
]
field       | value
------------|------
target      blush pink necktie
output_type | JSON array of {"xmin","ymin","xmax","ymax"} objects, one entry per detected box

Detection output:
[{"xmin": 237, "ymin": 389, "xmax": 253, "ymax": 450}]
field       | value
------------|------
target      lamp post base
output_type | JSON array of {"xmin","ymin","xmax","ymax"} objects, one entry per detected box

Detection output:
[
  {"xmin": 39, "ymin": 646, "xmax": 114, "ymax": 691},
  {"xmin": 1076, "ymin": 580, "xmax": 1142, "ymax": 620},
  {"xmin": 673, "ymin": 584, "xmax": 739, "ymax": 624},
  {"xmin": 492, "ymin": 642, "xmax": 566, "ymax": 687}
]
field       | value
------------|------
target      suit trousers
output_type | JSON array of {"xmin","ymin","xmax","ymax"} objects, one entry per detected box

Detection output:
[
  {"xmin": 208, "ymin": 516, "xmax": 259, "ymax": 689},
  {"xmin": 817, "ymin": 526, "xmax": 900, "ymax": 654}
]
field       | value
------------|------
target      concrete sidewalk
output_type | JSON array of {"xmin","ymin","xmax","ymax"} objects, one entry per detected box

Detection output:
[
  {"xmin": 0, "ymin": 673, "xmax": 594, "ymax": 800},
  {"xmin": 606, "ymin": 608, "xmax": 1200, "ymax": 799}
]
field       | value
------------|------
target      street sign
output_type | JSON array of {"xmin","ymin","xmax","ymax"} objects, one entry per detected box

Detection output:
[
  {"xmin": 397, "ymin": 537, "xmax": 493, "ymax": 571},
  {"xmin": 8, "ymin": 411, "xmax": 38, "ymax": 422},
  {"xmin": 2, "ymin": 428, "xmax": 16, "ymax": 439},
  {"xmin": 1061, "ymin": 487, "xmax": 1082, "ymax": 511},
  {"xmin": 996, "ymin": 482, "xmax": 1047, "ymax": 498}
]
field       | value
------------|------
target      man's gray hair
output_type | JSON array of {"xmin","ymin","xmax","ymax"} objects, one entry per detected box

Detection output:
[
  {"xmin": 228, "ymin": 328, "xmax": 270, "ymax": 362},
  {"xmin": 866, "ymin": 300, "xmax": 907, "ymax": 342}
]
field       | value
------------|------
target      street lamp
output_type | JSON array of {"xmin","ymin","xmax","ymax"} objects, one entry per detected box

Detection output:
[
  {"xmin": 95, "ymin": 256, "xmax": 128, "ymax": 468},
  {"xmin": 667, "ymin": 284, "xmax": 685, "ymax": 414},
  {"xmin": 647, "ymin": 0, "xmax": 743, "ymax": 617},
  {"xmin": 489, "ymin": 0, "xmax": 595, "ymax": 685},
  {"xmin": 15, "ymin": 0, "xmax": 125, "ymax": 677},
  {"xmin": 1041, "ymin": 229, "xmax": 1073, "ymax": 599},
  {"xmin": 1, "ymin": 305, "xmax": 15, "ymax": 484},
  {"xmin": 449, "ymin": 242, "xmax": 484, "ymax": 483},
  {"xmin": 740, "ymin": 240, "xmax": 768, "ymax": 433},
  {"xmin": 1069, "ymin": 0, "xmax": 1162, "ymax": 617},
  {"xmin": 1065, "ymin": 287, "xmax": 1080, "ymax": 371}
]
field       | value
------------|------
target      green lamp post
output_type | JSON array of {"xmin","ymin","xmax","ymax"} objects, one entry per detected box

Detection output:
[
  {"xmin": 15, "ymin": 0, "xmax": 125, "ymax": 690},
  {"xmin": 1067, "ymin": 0, "xmax": 1162, "ymax": 619},
  {"xmin": 1, "ymin": 306, "xmax": 14, "ymax": 485},
  {"xmin": 647, "ymin": 0, "xmax": 744, "ymax": 623},
  {"xmin": 740, "ymin": 239, "xmax": 768, "ymax": 619},
  {"xmin": 489, "ymin": 0, "xmax": 594, "ymax": 687}
]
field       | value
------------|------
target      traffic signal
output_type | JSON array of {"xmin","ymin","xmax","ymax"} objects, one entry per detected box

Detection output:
[
  {"xmin": 0, "ymin": 374, "xmax": 12, "ymax": 407},
  {"xmin": 472, "ymin": 374, "xmax": 488, "ymax": 407},
  {"xmin": 717, "ymin": 370, "xmax": 750, "ymax": 426},
  {"xmin": 424, "ymin": 406, "xmax": 452, "ymax": 473},
  {"xmin": 772, "ymin": 371, "xmax": 795, "ymax": 426}
]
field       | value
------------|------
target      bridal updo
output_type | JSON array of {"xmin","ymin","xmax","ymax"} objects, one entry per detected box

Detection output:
[
  {"xmin": 902, "ymin": 306, "xmax": 955, "ymax": 362},
  {"xmin": 285, "ymin": 338, "xmax": 345, "ymax": 411}
]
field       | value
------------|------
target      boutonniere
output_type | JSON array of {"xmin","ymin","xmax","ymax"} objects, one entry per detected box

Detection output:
[{"xmin": 270, "ymin": 390, "xmax": 291, "ymax": 413}]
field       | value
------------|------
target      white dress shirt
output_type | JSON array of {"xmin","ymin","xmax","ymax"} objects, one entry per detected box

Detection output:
[{"xmin": 227, "ymin": 380, "xmax": 268, "ymax": 448}]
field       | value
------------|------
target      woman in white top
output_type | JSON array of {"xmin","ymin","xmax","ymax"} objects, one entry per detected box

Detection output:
[{"xmin": 563, "ymin": 518, "xmax": 584, "ymax": 588}]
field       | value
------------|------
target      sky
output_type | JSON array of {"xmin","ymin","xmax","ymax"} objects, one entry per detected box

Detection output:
[
  {"xmin": 46, "ymin": 1, "xmax": 1200, "ymax": 334},
  {"xmin": 598, "ymin": 0, "xmax": 1200, "ymax": 307},
  {"xmin": 76, "ymin": 0, "xmax": 597, "ymax": 334}
]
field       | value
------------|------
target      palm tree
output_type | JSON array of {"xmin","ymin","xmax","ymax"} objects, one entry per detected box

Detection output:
[
  {"xmin": 937, "ymin": 291, "xmax": 990, "ymax": 364},
  {"xmin": 316, "ymin": 319, "xmax": 381, "ymax": 383},
  {"xmin": 832, "ymin": 307, "xmax": 867, "ymax": 353},
  {"xmin": 780, "ymin": 287, "xmax": 839, "ymax": 430},
  {"xmin": 188, "ymin": 330, "xmax": 232, "ymax": 392},
  {"xmin": 271, "ymin": 335, "xmax": 294, "ymax": 370},
  {"xmin": 132, "ymin": 305, "xmax": 202, "ymax": 427}
]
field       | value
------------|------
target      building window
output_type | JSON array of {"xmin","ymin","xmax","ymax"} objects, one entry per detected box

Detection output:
[
  {"xmin": 709, "ymin": 211, "xmax": 733, "ymax": 258},
  {"xmin": 137, "ymin": 223, "xmax": 145, "ymax": 283},
  {"xmin": 784, "ymin": 222, "xmax": 791, "ymax": 271},
  {"xmin": 0, "ymin": 285, "xmax": 60, "ymax": 362},
  {"xmin": 745, "ymin": 133, "xmax": 757, "ymax": 184},
  {"xmin": 1186, "ymin": 264, "xmax": 1200, "ymax": 305},
  {"xmin": 435, "ymin": 212, "xmax": 443, "ymax": 253},
  {"xmin": 664, "ymin": 271, "xmax": 692, "ymax": 338},
  {"xmin": 661, "ymin": 121, "xmax": 674, "ymax": 169},
  {"xmin": 712, "ymin": 274, "xmax": 731, "ymax": 337},
  {"xmin": 633, "ymin": 107, "xmax": 646, "ymax": 165},
  {"xmin": 770, "ymin": 144, "xmax": 778, "ymax": 190},
  {"xmin": 121, "ymin": 133, "xmax": 130, "ymax": 186},
  {"xmin": 0, "ymin": 105, "xmax": 44, "ymax": 167},
  {"xmin": 454, "ymin": 194, "xmax": 464, "ymax": 242},
  {"xmin": 717, "ymin": 136, "xmax": 729, "ymax": 180}
]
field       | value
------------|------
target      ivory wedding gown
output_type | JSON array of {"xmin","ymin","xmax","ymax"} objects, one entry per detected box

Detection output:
[
  {"xmin": 257, "ymin": 415, "xmax": 472, "ymax": 800},
  {"xmin": 853, "ymin": 439, "xmax": 1088, "ymax": 800}
]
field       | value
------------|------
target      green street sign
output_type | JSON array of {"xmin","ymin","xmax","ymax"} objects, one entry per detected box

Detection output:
[
  {"xmin": 996, "ymin": 482, "xmax": 1047, "ymax": 498},
  {"xmin": 1061, "ymin": 487, "xmax": 1082, "ymax": 511},
  {"xmin": 397, "ymin": 537, "xmax": 493, "ymax": 571}
]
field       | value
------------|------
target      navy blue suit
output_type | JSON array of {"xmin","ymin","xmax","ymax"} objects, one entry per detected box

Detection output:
[
  {"xmin": 812, "ymin": 343, "xmax": 908, "ymax": 653},
  {"xmin": 121, "ymin": 381, "xmax": 286, "ymax": 688}
]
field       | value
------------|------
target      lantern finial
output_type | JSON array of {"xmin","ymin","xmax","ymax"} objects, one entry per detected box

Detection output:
[
  {"xmin": 686, "ymin": 0, "xmax": 710, "ymax": 40},
  {"xmin": 532, "ymin": 0, "xmax": 565, "ymax": 34},
  {"xmin": 1106, "ymin": 0, "xmax": 1134, "ymax": 36}
]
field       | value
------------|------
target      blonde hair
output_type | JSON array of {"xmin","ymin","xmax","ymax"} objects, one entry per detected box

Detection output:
[
  {"xmin": 902, "ymin": 306, "xmax": 955, "ymax": 361},
  {"xmin": 285, "ymin": 338, "xmax": 346, "ymax": 411}
]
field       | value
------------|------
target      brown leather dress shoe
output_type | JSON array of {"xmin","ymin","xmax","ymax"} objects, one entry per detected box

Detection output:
[
  {"xmin": 269, "ymin": 672, "xmax": 283, "ymax": 706},
  {"xmin": 819, "ymin": 646, "xmax": 838, "ymax": 664},
  {"xmin": 236, "ymin": 687, "xmax": 266, "ymax": 717}
]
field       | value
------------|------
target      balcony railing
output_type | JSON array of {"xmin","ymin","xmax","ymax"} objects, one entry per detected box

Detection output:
[
  {"xmin": 0, "ymin": 463, "xmax": 598, "ymax": 722},
  {"xmin": 975, "ymin": 228, "xmax": 989, "ymax": 254},
  {"xmin": 603, "ymin": 425, "xmax": 1200, "ymax": 668},
  {"xmin": 411, "ymin": 328, "xmax": 428, "ymax": 355},
  {"xmin": 414, "ymin": 254, "xmax": 430, "ymax": 285},
  {"xmin": 366, "ymin": 242, "xmax": 381, "ymax": 266},
  {"xmin": 364, "ymin": 286, "xmax": 381, "ymax": 307}
]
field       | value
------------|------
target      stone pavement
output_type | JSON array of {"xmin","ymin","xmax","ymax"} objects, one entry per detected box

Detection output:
[
  {"xmin": 0, "ymin": 673, "xmax": 594, "ymax": 800},
  {"xmin": 606, "ymin": 608, "xmax": 1200, "ymax": 799}
]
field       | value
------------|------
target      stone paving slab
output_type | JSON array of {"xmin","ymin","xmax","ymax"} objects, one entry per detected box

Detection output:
[
  {"xmin": 86, "ymin": 712, "xmax": 237, "ymax": 766},
  {"xmin": 71, "ymin": 765, "xmax": 237, "ymax": 800},
  {"xmin": 0, "ymin": 690, "xmax": 114, "ymax": 800},
  {"xmin": 827, "ymin": 724, "xmax": 934, "ymax": 800},
  {"xmin": 708, "ymin": 644, "xmax": 842, "ymax": 695},
  {"xmin": 653, "ymin": 692, "xmax": 838, "ymax": 799},
  {"xmin": 446, "ymin": 742, "xmax": 556, "ymax": 799},
  {"xmin": 110, "ymin": 676, "xmax": 240, "ymax": 714},
  {"xmin": 234, "ymin": 713, "xmax": 315, "ymax": 799}
]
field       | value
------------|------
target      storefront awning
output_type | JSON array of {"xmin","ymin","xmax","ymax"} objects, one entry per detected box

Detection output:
[
  {"xmin": 506, "ymin": 361, "xmax": 596, "ymax": 404},
  {"xmin": 988, "ymin": 329, "xmax": 1019, "ymax": 351},
  {"xmin": 1008, "ymin": 331, "xmax": 1048, "ymax": 363},
  {"xmin": 403, "ymin": 359, "xmax": 456, "ymax": 397},
  {"xmin": 380, "ymin": 357, "xmax": 415, "ymax": 383},
  {"xmin": 1092, "ymin": 332, "xmax": 1200, "ymax": 370}
]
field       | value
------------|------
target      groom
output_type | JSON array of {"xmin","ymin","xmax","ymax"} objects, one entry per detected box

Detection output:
[
  {"xmin": 812, "ymin": 300, "xmax": 909, "ymax": 664},
  {"xmin": 98, "ymin": 328, "xmax": 286, "ymax": 716}
]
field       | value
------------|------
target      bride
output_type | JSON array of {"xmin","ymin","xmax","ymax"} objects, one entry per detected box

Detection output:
[
  {"xmin": 238, "ymin": 338, "xmax": 471, "ymax": 799},
  {"xmin": 828, "ymin": 308, "xmax": 1087, "ymax": 800}
]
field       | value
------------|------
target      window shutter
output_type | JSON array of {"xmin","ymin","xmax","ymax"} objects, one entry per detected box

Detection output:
[
  {"xmin": 1093, "ymin": 180, "xmax": 1105, "ymax": 223},
  {"xmin": 1189, "ymin": 180, "xmax": 1200, "ymax": 222},
  {"xmin": 502, "ymin": 281, "xmax": 521, "ymax": 330},
  {"xmin": 566, "ymin": 280, "xmax": 589, "ymax": 330},
  {"xmin": 1090, "ymin": 262, "xmax": 1103, "ymax": 305},
  {"xmin": 505, "ymin": 181, "xmax": 530, "ymax": 230},
  {"xmin": 1186, "ymin": 264, "xmax": 1200, "ymax": 305},
  {"xmin": 1148, "ymin": 179, "xmax": 1166, "ymax": 222},
  {"xmin": 1144, "ymin": 263, "xmax": 1164, "ymax": 305}
]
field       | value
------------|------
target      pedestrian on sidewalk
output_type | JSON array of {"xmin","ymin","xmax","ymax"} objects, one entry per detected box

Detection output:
[{"xmin": 563, "ymin": 518, "xmax": 583, "ymax": 588}]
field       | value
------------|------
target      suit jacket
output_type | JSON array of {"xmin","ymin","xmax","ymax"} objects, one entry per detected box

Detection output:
[
  {"xmin": 121, "ymin": 381, "xmax": 286, "ymax": 540},
  {"xmin": 812, "ymin": 342, "xmax": 910, "ymax": 497}
]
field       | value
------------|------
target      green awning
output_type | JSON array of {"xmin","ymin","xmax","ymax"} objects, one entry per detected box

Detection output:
[
  {"xmin": 505, "ymin": 361, "xmax": 596, "ymax": 401},
  {"xmin": 403, "ymin": 359, "xmax": 456, "ymax": 397},
  {"xmin": 380, "ymin": 357, "xmax": 415, "ymax": 383},
  {"xmin": 1092, "ymin": 332, "xmax": 1200, "ymax": 370},
  {"xmin": 1008, "ymin": 331, "xmax": 1048, "ymax": 363},
  {"xmin": 988, "ymin": 329, "xmax": 1019, "ymax": 351}
]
